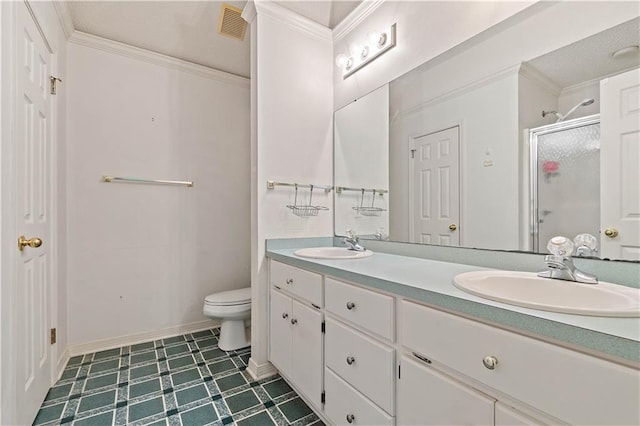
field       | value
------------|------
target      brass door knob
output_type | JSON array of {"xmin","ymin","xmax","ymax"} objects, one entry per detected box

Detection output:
[
  {"xmin": 604, "ymin": 228, "xmax": 619, "ymax": 238},
  {"xmin": 18, "ymin": 236, "xmax": 42, "ymax": 251},
  {"xmin": 449, "ymin": 224, "xmax": 458, "ymax": 231}
]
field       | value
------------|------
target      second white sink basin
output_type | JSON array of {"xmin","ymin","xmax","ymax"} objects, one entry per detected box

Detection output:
[
  {"xmin": 294, "ymin": 247, "xmax": 373, "ymax": 259},
  {"xmin": 453, "ymin": 271, "xmax": 640, "ymax": 317}
]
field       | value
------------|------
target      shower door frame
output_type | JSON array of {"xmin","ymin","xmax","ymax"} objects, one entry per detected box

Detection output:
[{"xmin": 528, "ymin": 114, "xmax": 600, "ymax": 252}]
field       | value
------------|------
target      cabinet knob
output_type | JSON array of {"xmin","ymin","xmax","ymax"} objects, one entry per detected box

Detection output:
[
  {"xmin": 346, "ymin": 301, "xmax": 356, "ymax": 310},
  {"xmin": 482, "ymin": 355, "xmax": 498, "ymax": 370},
  {"xmin": 346, "ymin": 356, "xmax": 355, "ymax": 365},
  {"xmin": 346, "ymin": 414, "xmax": 355, "ymax": 424},
  {"xmin": 290, "ymin": 318, "xmax": 298, "ymax": 325},
  {"xmin": 282, "ymin": 313, "xmax": 288, "ymax": 319},
  {"xmin": 286, "ymin": 278, "xmax": 293, "ymax": 285}
]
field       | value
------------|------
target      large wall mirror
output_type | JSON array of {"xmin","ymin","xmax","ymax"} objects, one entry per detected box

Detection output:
[{"xmin": 334, "ymin": 12, "xmax": 639, "ymax": 262}]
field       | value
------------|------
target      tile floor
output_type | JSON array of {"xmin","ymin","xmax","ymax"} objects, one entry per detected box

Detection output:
[{"xmin": 34, "ymin": 328, "xmax": 323, "ymax": 426}]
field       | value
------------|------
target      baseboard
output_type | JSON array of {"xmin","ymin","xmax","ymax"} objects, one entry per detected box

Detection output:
[
  {"xmin": 68, "ymin": 319, "xmax": 221, "ymax": 357},
  {"xmin": 56, "ymin": 347, "xmax": 70, "ymax": 381},
  {"xmin": 247, "ymin": 357, "xmax": 278, "ymax": 381}
]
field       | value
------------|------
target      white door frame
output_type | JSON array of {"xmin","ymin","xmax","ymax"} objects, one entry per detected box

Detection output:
[{"xmin": 0, "ymin": 1, "xmax": 60, "ymax": 423}]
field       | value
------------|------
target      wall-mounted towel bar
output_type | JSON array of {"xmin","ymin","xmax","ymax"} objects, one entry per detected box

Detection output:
[
  {"xmin": 102, "ymin": 176, "xmax": 194, "ymax": 187},
  {"xmin": 267, "ymin": 180, "xmax": 333, "ymax": 193},
  {"xmin": 335, "ymin": 186, "xmax": 388, "ymax": 195}
]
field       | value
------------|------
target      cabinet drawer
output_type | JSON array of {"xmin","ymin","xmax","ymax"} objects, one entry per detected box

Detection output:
[
  {"xmin": 325, "ymin": 317, "xmax": 395, "ymax": 414},
  {"xmin": 325, "ymin": 277, "xmax": 394, "ymax": 340},
  {"xmin": 270, "ymin": 261, "xmax": 322, "ymax": 306},
  {"xmin": 325, "ymin": 368, "xmax": 394, "ymax": 426},
  {"xmin": 401, "ymin": 300, "xmax": 640, "ymax": 425}
]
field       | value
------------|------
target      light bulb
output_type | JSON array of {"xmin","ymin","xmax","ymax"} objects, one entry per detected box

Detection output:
[
  {"xmin": 367, "ymin": 30, "xmax": 387, "ymax": 48},
  {"xmin": 335, "ymin": 54, "xmax": 353, "ymax": 70},
  {"xmin": 360, "ymin": 45, "xmax": 369, "ymax": 59}
]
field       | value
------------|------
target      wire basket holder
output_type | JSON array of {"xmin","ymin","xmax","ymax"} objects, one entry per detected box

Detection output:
[
  {"xmin": 352, "ymin": 188, "xmax": 387, "ymax": 216},
  {"xmin": 266, "ymin": 180, "xmax": 332, "ymax": 217}
]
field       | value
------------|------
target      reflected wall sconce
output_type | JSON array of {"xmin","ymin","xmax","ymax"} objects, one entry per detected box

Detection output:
[{"xmin": 336, "ymin": 23, "xmax": 396, "ymax": 79}]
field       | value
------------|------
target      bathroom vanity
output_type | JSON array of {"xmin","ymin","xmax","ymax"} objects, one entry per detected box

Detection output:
[{"xmin": 266, "ymin": 244, "xmax": 639, "ymax": 425}]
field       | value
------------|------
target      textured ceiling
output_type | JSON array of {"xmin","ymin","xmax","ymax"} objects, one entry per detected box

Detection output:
[
  {"xmin": 67, "ymin": 1, "xmax": 361, "ymax": 79},
  {"xmin": 527, "ymin": 17, "xmax": 640, "ymax": 89}
]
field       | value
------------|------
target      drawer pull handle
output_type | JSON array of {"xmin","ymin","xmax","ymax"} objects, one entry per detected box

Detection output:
[
  {"xmin": 346, "ymin": 356, "xmax": 356, "ymax": 365},
  {"xmin": 483, "ymin": 356, "xmax": 498, "ymax": 370},
  {"xmin": 282, "ymin": 313, "xmax": 288, "ymax": 319},
  {"xmin": 291, "ymin": 318, "xmax": 298, "ymax": 325},
  {"xmin": 346, "ymin": 301, "xmax": 356, "ymax": 310},
  {"xmin": 346, "ymin": 414, "xmax": 355, "ymax": 424},
  {"xmin": 286, "ymin": 278, "xmax": 293, "ymax": 285}
]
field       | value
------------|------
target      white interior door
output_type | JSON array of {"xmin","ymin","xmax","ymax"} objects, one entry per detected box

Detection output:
[
  {"xmin": 410, "ymin": 126, "xmax": 460, "ymax": 245},
  {"xmin": 14, "ymin": 2, "xmax": 55, "ymax": 423},
  {"xmin": 600, "ymin": 69, "xmax": 640, "ymax": 260}
]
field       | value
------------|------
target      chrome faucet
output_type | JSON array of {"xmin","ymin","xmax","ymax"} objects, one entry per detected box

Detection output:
[
  {"xmin": 343, "ymin": 230, "xmax": 366, "ymax": 252},
  {"xmin": 537, "ymin": 236, "xmax": 597, "ymax": 284}
]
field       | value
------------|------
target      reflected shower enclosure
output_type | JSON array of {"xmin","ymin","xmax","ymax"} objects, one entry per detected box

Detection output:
[{"xmin": 529, "ymin": 115, "xmax": 601, "ymax": 253}]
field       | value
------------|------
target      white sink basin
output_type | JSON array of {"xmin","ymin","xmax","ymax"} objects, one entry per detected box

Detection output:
[
  {"xmin": 294, "ymin": 247, "xmax": 373, "ymax": 260},
  {"xmin": 453, "ymin": 271, "xmax": 640, "ymax": 317}
]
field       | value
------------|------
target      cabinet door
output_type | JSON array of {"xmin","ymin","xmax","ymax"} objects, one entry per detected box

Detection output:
[
  {"xmin": 496, "ymin": 402, "xmax": 553, "ymax": 426},
  {"xmin": 291, "ymin": 299, "xmax": 323, "ymax": 409},
  {"xmin": 269, "ymin": 289, "xmax": 292, "ymax": 374},
  {"xmin": 398, "ymin": 354, "xmax": 495, "ymax": 426}
]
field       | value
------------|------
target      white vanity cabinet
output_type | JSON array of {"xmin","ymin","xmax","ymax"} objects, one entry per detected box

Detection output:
[
  {"xmin": 400, "ymin": 299, "xmax": 640, "ymax": 425},
  {"xmin": 269, "ymin": 262, "xmax": 323, "ymax": 409}
]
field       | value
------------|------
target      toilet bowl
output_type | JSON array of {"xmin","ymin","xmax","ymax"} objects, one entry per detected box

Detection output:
[{"xmin": 203, "ymin": 287, "xmax": 251, "ymax": 351}]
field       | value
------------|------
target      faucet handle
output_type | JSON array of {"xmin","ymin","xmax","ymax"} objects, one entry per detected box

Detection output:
[
  {"xmin": 345, "ymin": 229, "xmax": 358, "ymax": 241},
  {"xmin": 547, "ymin": 236, "xmax": 574, "ymax": 257},
  {"xmin": 574, "ymin": 234, "xmax": 598, "ymax": 256}
]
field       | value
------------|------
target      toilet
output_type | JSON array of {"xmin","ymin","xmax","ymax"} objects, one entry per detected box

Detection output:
[{"xmin": 203, "ymin": 287, "xmax": 251, "ymax": 351}]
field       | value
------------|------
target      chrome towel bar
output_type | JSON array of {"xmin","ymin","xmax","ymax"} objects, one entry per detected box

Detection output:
[{"xmin": 102, "ymin": 175, "xmax": 193, "ymax": 187}]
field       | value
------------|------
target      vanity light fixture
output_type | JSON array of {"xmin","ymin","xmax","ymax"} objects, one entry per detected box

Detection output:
[{"xmin": 337, "ymin": 23, "xmax": 397, "ymax": 79}]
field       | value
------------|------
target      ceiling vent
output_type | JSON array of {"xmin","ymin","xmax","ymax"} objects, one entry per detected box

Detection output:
[{"xmin": 217, "ymin": 4, "xmax": 247, "ymax": 41}]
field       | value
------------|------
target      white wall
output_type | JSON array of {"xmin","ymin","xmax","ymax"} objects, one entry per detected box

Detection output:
[
  {"xmin": 245, "ymin": 2, "xmax": 334, "ymax": 377},
  {"xmin": 66, "ymin": 34, "xmax": 250, "ymax": 347}
]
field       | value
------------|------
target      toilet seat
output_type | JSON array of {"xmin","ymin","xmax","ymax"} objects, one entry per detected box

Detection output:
[{"xmin": 204, "ymin": 287, "xmax": 251, "ymax": 306}]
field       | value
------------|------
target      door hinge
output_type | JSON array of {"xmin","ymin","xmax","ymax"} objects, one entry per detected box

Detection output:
[
  {"xmin": 321, "ymin": 320, "xmax": 325, "ymax": 334},
  {"xmin": 321, "ymin": 390, "xmax": 325, "ymax": 404},
  {"xmin": 49, "ymin": 75, "xmax": 62, "ymax": 95},
  {"xmin": 398, "ymin": 364, "xmax": 401, "ymax": 379},
  {"xmin": 50, "ymin": 328, "xmax": 57, "ymax": 345},
  {"xmin": 410, "ymin": 149, "xmax": 416, "ymax": 159}
]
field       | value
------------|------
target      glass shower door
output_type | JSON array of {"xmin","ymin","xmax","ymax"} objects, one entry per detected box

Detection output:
[{"xmin": 530, "ymin": 116, "xmax": 600, "ymax": 253}]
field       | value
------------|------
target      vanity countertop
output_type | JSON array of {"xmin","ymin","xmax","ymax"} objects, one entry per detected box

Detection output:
[{"xmin": 267, "ymin": 246, "xmax": 640, "ymax": 366}]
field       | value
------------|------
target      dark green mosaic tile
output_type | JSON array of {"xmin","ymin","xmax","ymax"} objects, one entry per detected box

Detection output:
[
  {"xmin": 237, "ymin": 411, "xmax": 276, "ymax": 426},
  {"xmin": 225, "ymin": 389, "xmax": 260, "ymax": 414},
  {"xmin": 171, "ymin": 368, "xmax": 201, "ymax": 386},
  {"xmin": 60, "ymin": 367, "xmax": 79, "ymax": 380},
  {"xmin": 175, "ymin": 384, "xmax": 209, "ymax": 406},
  {"xmin": 168, "ymin": 354, "xmax": 195, "ymax": 370},
  {"xmin": 208, "ymin": 359, "xmax": 235, "ymax": 375},
  {"xmin": 130, "ymin": 351, "xmax": 156, "ymax": 365},
  {"xmin": 197, "ymin": 338, "xmax": 217, "ymax": 349},
  {"xmin": 146, "ymin": 419, "xmax": 168, "ymax": 426},
  {"xmin": 163, "ymin": 335, "xmax": 185, "ymax": 345},
  {"xmin": 216, "ymin": 373, "xmax": 246, "ymax": 392},
  {"xmin": 239, "ymin": 354, "xmax": 250, "ymax": 365},
  {"xmin": 180, "ymin": 403, "xmax": 218, "ymax": 425},
  {"xmin": 192, "ymin": 330, "xmax": 213, "ymax": 339},
  {"xmin": 89, "ymin": 359, "xmax": 119, "ymax": 375},
  {"xmin": 84, "ymin": 372, "xmax": 118, "ymax": 392},
  {"xmin": 165, "ymin": 344, "xmax": 189, "ymax": 357},
  {"xmin": 77, "ymin": 389, "xmax": 116, "ymax": 413},
  {"xmin": 45, "ymin": 383, "xmax": 73, "ymax": 401},
  {"xmin": 263, "ymin": 379, "xmax": 292, "ymax": 399},
  {"xmin": 128, "ymin": 396, "xmax": 164, "ymax": 423},
  {"xmin": 73, "ymin": 410, "xmax": 114, "ymax": 426},
  {"xmin": 129, "ymin": 378, "xmax": 162, "ymax": 399},
  {"xmin": 33, "ymin": 403, "xmax": 65, "ymax": 425},
  {"xmin": 202, "ymin": 348, "xmax": 226, "ymax": 361},
  {"xmin": 279, "ymin": 397, "xmax": 313, "ymax": 423},
  {"xmin": 93, "ymin": 348, "xmax": 120, "ymax": 361},
  {"xmin": 67, "ymin": 356, "xmax": 84, "ymax": 366},
  {"xmin": 129, "ymin": 363, "xmax": 159, "ymax": 380},
  {"xmin": 131, "ymin": 341, "xmax": 155, "ymax": 352}
]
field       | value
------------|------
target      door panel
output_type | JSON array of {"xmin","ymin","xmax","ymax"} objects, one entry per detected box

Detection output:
[
  {"xmin": 291, "ymin": 300, "xmax": 322, "ymax": 409},
  {"xmin": 269, "ymin": 289, "xmax": 292, "ymax": 373}
]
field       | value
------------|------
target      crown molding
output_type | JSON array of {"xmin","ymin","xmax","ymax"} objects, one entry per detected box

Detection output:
[
  {"xmin": 52, "ymin": 0, "xmax": 74, "ymax": 39},
  {"xmin": 241, "ymin": 0, "xmax": 257, "ymax": 24},
  {"xmin": 519, "ymin": 62, "xmax": 562, "ymax": 96},
  {"xmin": 254, "ymin": 0, "xmax": 332, "ymax": 42},
  {"xmin": 332, "ymin": 0, "xmax": 386, "ymax": 43},
  {"xmin": 68, "ymin": 31, "xmax": 250, "ymax": 88}
]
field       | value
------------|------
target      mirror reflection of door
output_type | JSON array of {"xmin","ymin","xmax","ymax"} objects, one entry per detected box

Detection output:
[{"xmin": 409, "ymin": 126, "xmax": 460, "ymax": 245}]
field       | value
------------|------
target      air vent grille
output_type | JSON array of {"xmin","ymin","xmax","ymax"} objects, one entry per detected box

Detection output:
[{"xmin": 218, "ymin": 4, "xmax": 247, "ymax": 41}]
